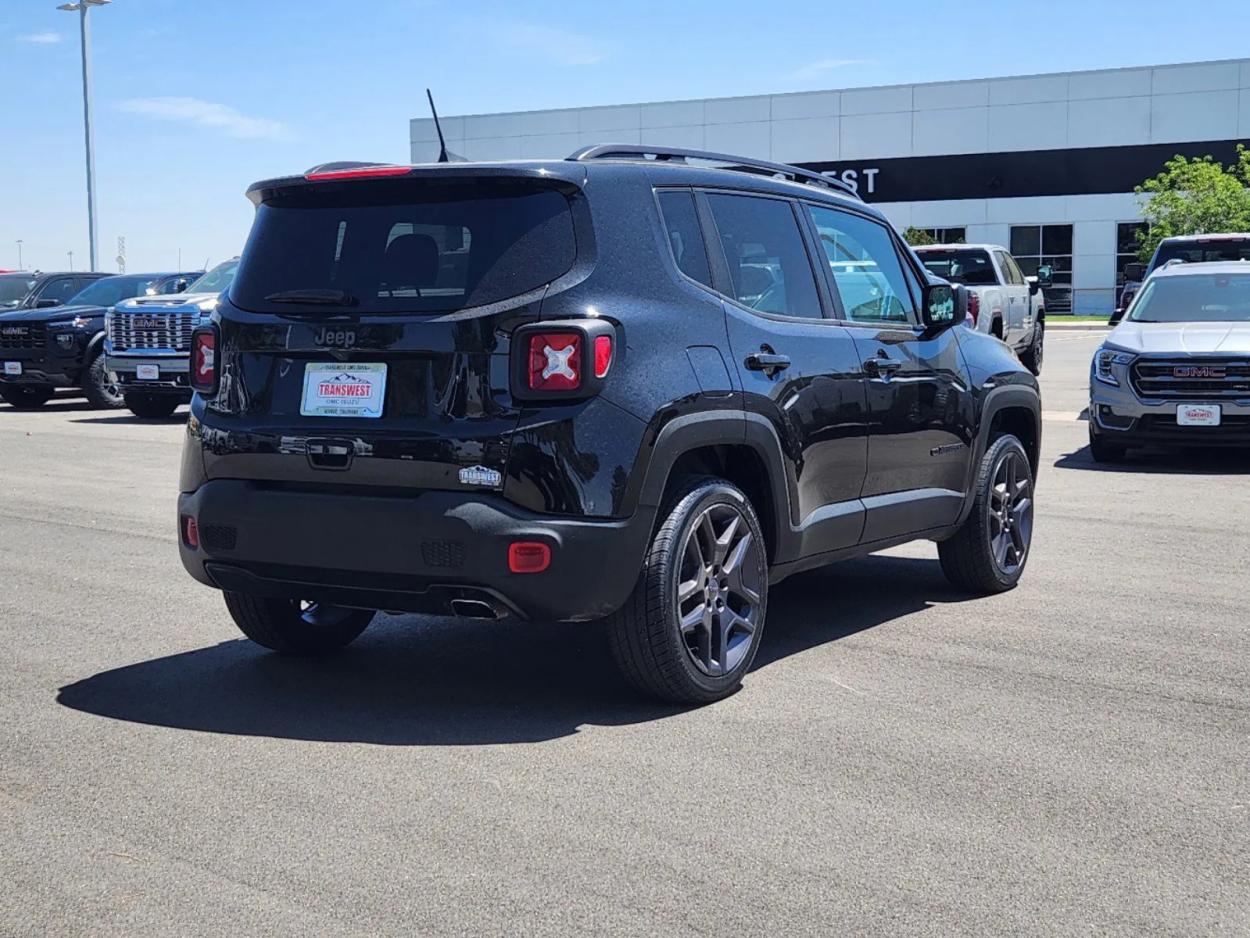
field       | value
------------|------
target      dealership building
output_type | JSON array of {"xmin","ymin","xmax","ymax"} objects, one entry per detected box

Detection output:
[{"xmin": 411, "ymin": 57, "xmax": 1250, "ymax": 314}]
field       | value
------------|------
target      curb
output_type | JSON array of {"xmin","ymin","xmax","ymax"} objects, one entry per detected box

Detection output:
[{"xmin": 1047, "ymin": 322, "xmax": 1110, "ymax": 331}]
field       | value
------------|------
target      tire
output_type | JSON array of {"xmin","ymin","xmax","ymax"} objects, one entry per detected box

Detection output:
[
  {"xmin": 1021, "ymin": 320, "xmax": 1044, "ymax": 375},
  {"xmin": 223, "ymin": 592, "xmax": 374, "ymax": 655},
  {"xmin": 607, "ymin": 476, "xmax": 768, "ymax": 705},
  {"xmin": 938, "ymin": 434, "xmax": 1035, "ymax": 594},
  {"xmin": 124, "ymin": 392, "xmax": 180, "ymax": 419},
  {"xmin": 82, "ymin": 351, "xmax": 125, "ymax": 410},
  {"xmin": 1088, "ymin": 423, "xmax": 1126, "ymax": 463},
  {"xmin": 0, "ymin": 385, "xmax": 53, "ymax": 409}
]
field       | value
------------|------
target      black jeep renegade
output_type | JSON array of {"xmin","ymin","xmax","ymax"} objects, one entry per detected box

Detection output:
[{"xmin": 178, "ymin": 146, "xmax": 1041, "ymax": 704}]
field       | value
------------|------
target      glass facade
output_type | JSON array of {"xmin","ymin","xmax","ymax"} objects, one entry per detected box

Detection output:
[{"xmin": 1011, "ymin": 224, "xmax": 1074, "ymax": 313}]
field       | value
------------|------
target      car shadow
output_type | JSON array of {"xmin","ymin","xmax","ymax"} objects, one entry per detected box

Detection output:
[
  {"xmin": 0, "ymin": 394, "xmax": 93, "ymax": 413},
  {"xmin": 56, "ymin": 556, "xmax": 969, "ymax": 746},
  {"xmin": 70, "ymin": 412, "xmax": 187, "ymax": 426},
  {"xmin": 1055, "ymin": 443, "xmax": 1250, "ymax": 475}
]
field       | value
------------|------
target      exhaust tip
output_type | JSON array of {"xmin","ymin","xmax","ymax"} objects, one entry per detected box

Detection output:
[{"xmin": 450, "ymin": 598, "xmax": 500, "ymax": 620}]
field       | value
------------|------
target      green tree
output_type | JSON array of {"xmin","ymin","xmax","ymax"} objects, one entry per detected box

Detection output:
[
  {"xmin": 902, "ymin": 226, "xmax": 937, "ymax": 247},
  {"xmin": 1135, "ymin": 146, "xmax": 1250, "ymax": 261}
]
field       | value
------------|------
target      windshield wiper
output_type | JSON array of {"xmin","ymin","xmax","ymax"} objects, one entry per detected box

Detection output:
[{"xmin": 264, "ymin": 289, "xmax": 358, "ymax": 306}]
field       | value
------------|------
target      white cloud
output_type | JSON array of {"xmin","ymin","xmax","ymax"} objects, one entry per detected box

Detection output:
[
  {"xmin": 118, "ymin": 97, "xmax": 292, "ymax": 141},
  {"xmin": 785, "ymin": 58, "xmax": 874, "ymax": 81},
  {"xmin": 17, "ymin": 32, "xmax": 63, "ymax": 44},
  {"xmin": 483, "ymin": 21, "xmax": 608, "ymax": 66}
]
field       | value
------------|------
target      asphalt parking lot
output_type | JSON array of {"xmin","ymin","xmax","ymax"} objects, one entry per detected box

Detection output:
[{"xmin": 1, "ymin": 329, "xmax": 1247, "ymax": 937}]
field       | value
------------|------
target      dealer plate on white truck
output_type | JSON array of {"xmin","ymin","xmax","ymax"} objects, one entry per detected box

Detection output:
[
  {"xmin": 1177, "ymin": 403, "xmax": 1221, "ymax": 427},
  {"xmin": 300, "ymin": 362, "xmax": 387, "ymax": 418},
  {"xmin": 3, "ymin": 362, "xmax": 21, "ymax": 376},
  {"xmin": 136, "ymin": 364, "xmax": 160, "ymax": 380}
]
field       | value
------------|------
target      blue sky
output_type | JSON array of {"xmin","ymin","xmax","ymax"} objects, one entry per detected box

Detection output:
[{"xmin": 4, "ymin": 0, "xmax": 1250, "ymax": 273}]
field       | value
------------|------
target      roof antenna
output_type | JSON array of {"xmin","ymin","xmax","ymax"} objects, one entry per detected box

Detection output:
[{"xmin": 426, "ymin": 89, "xmax": 464, "ymax": 163}]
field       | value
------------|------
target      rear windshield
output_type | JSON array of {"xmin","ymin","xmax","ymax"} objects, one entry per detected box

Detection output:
[
  {"xmin": 917, "ymin": 249, "xmax": 998, "ymax": 285},
  {"xmin": 231, "ymin": 179, "xmax": 576, "ymax": 314},
  {"xmin": 1153, "ymin": 239, "xmax": 1250, "ymax": 269}
]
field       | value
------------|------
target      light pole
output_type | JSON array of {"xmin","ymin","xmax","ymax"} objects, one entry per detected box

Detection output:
[
  {"xmin": 15, "ymin": 240, "xmax": 22, "ymax": 270},
  {"xmin": 57, "ymin": 0, "xmax": 110, "ymax": 272},
  {"xmin": 67, "ymin": 250, "xmax": 74, "ymax": 271}
]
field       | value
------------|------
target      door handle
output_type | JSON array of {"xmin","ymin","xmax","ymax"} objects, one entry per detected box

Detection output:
[
  {"xmin": 745, "ymin": 349, "xmax": 791, "ymax": 377},
  {"xmin": 863, "ymin": 354, "xmax": 902, "ymax": 378}
]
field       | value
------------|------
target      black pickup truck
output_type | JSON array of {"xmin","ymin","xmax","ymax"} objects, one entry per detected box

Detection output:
[{"xmin": 0, "ymin": 272, "xmax": 197, "ymax": 409}]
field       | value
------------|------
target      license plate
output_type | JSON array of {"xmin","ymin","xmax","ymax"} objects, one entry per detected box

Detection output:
[
  {"xmin": 3, "ymin": 362, "xmax": 20, "ymax": 376},
  {"xmin": 136, "ymin": 364, "xmax": 160, "ymax": 381},
  {"xmin": 1177, "ymin": 403, "xmax": 1221, "ymax": 426},
  {"xmin": 300, "ymin": 362, "xmax": 387, "ymax": 418}
]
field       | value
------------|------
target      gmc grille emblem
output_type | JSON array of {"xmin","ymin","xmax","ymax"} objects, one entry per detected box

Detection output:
[
  {"xmin": 134, "ymin": 317, "xmax": 163, "ymax": 329},
  {"xmin": 314, "ymin": 327, "xmax": 356, "ymax": 349},
  {"xmin": 1173, "ymin": 365, "xmax": 1226, "ymax": 379},
  {"xmin": 1, "ymin": 326, "xmax": 26, "ymax": 335}
]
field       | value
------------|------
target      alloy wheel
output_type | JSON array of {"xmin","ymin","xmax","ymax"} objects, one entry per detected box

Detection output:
[
  {"xmin": 988, "ymin": 449, "xmax": 1033, "ymax": 575},
  {"xmin": 675, "ymin": 503, "xmax": 763, "ymax": 676}
]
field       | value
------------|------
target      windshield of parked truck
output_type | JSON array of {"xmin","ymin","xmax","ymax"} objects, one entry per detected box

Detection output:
[
  {"xmin": 1152, "ymin": 239, "xmax": 1250, "ymax": 270},
  {"xmin": 66, "ymin": 276, "xmax": 159, "ymax": 308},
  {"xmin": 187, "ymin": 259, "xmax": 240, "ymax": 295},
  {"xmin": 0, "ymin": 275, "xmax": 37, "ymax": 308},
  {"xmin": 917, "ymin": 249, "xmax": 999, "ymax": 286},
  {"xmin": 1129, "ymin": 272, "xmax": 1250, "ymax": 322}
]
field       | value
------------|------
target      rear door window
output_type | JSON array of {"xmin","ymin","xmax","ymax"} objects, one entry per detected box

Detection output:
[
  {"xmin": 232, "ymin": 180, "xmax": 576, "ymax": 314},
  {"xmin": 704, "ymin": 192, "xmax": 822, "ymax": 319},
  {"xmin": 656, "ymin": 190, "xmax": 713, "ymax": 288}
]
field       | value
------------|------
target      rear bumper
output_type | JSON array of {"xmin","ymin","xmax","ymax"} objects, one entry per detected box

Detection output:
[{"xmin": 178, "ymin": 480, "xmax": 654, "ymax": 622}]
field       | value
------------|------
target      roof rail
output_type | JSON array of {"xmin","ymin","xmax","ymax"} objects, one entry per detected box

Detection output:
[{"xmin": 566, "ymin": 144, "xmax": 861, "ymax": 200}]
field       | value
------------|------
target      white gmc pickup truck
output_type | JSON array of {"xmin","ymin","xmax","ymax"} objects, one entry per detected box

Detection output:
[{"xmin": 915, "ymin": 243, "xmax": 1048, "ymax": 375}]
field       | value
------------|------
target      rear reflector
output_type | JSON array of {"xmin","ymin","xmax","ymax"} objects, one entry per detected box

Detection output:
[
  {"xmin": 508, "ymin": 542, "xmax": 551, "ymax": 574},
  {"xmin": 528, "ymin": 332, "xmax": 582, "ymax": 391},
  {"xmin": 304, "ymin": 166, "xmax": 412, "ymax": 181},
  {"xmin": 967, "ymin": 291, "xmax": 980, "ymax": 326},
  {"xmin": 593, "ymin": 334, "xmax": 613, "ymax": 378},
  {"xmin": 181, "ymin": 515, "xmax": 200, "ymax": 550}
]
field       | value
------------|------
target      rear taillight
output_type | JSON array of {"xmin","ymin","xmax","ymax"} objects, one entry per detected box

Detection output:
[
  {"xmin": 529, "ymin": 332, "xmax": 583, "ymax": 391},
  {"xmin": 190, "ymin": 326, "xmax": 217, "ymax": 395},
  {"xmin": 511, "ymin": 319, "xmax": 616, "ymax": 402},
  {"xmin": 593, "ymin": 334, "xmax": 613, "ymax": 378},
  {"xmin": 967, "ymin": 292, "xmax": 980, "ymax": 326}
]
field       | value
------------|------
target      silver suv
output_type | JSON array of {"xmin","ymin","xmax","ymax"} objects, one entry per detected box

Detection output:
[{"xmin": 1090, "ymin": 261, "xmax": 1250, "ymax": 461}]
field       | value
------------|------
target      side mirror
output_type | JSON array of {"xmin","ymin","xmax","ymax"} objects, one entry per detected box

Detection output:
[
  {"xmin": 1027, "ymin": 278, "xmax": 1041, "ymax": 296},
  {"xmin": 174, "ymin": 279, "xmax": 189, "ymax": 293},
  {"xmin": 1108, "ymin": 308, "xmax": 1125, "ymax": 325},
  {"xmin": 922, "ymin": 282, "xmax": 959, "ymax": 329},
  {"xmin": 35, "ymin": 298, "xmax": 60, "ymax": 308},
  {"xmin": 1036, "ymin": 265, "xmax": 1054, "ymax": 288},
  {"xmin": 1123, "ymin": 262, "xmax": 1144, "ymax": 283}
]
